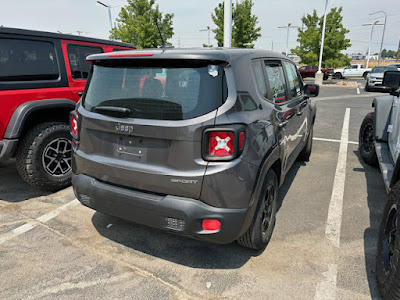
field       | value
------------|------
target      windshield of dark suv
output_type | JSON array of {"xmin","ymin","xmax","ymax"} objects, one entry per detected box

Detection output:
[
  {"xmin": 371, "ymin": 66, "xmax": 397, "ymax": 73},
  {"xmin": 83, "ymin": 60, "xmax": 227, "ymax": 120}
]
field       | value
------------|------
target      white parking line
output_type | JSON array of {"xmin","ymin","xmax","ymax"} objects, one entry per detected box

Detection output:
[
  {"xmin": 315, "ymin": 108, "xmax": 350, "ymax": 300},
  {"xmin": 356, "ymin": 88, "xmax": 360, "ymax": 95},
  {"xmin": 313, "ymin": 137, "xmax": 358, "ymax": 145},
  {"xmin": 0, "ymin": 199, "xmax": 79, "ymax": 245},
  {"xmin": 325, "ymin": 107, "xmax": 350, "ymax": 247}
]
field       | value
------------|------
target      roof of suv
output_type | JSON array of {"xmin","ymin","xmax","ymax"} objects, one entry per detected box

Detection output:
[
  {"xmin": 86, "ymin": 48, "xmax": 288, "ymax": 64},
  {"xmin": 0, "ymin": 27, "xmax": 135, "ymax": 48}
]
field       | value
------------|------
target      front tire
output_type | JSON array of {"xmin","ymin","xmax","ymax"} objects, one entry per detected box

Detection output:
[
  {"xmin": 376, "ymin": 181, "xmax": 400, "ymax": 300},
  {"xmin": 334, "ymin": 73, "xmax": 342, "ymax": 79},
  {"xmin": 237, "ymin": 169, "xmax": 278, "ymax": 250},
  {"xmin": 359, "ymin": 112, "xmax": 378, "ymax": 166},
  {"xmin": 16, "ymin": 122, "xmax": 72, "ymax": 191}
]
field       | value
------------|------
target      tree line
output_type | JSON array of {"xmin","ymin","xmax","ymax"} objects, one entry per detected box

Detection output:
[{"xmin": 108, "ymin": 0, "xmax": 394, "ymax": 68}]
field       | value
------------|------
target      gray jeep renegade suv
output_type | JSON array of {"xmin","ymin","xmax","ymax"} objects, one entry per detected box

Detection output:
[{"xmin": 71, "ymin": 48, "xmax": 318, "ymax": 250}]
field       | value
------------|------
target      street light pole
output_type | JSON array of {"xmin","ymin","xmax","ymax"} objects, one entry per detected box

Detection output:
[
  {"xmin": 318, "ymin": 0, "xmax": 328, "ymax": 72},
  {"xmin": 370, "ymin": 11, "xmax": 387, "ymax": 66},
  {"xmin": 363, "ymin": 21, "xmax": 384, "ymax": 68},
  {"xmin": 278, "ymin": 23, "xmax": 299, "ymax": 56},
  {"xmin": 199, "ymin": 26, "xmax": 211, "ymax": 46},
  {"xmin": 97, "ymin": 1, "xmax": 113, "ymax": 30},
  {"xmin": 224, "ymin": 0, "xmax": 232, "ymax": 47}
]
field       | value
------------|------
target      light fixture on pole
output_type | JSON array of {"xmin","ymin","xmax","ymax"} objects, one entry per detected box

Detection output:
[
  {"xmin": 223, "ymin": 0, "xmax": 232, "ymax": 47},
  {"xmin": 370, "ymin": 10, "xmax": 387, "ymax": 66},
  {"xmin": 200, "ymin": 26, "xmax": 212, "ymax": 47},
  {"xmin": 97, "ymin": 1, "xmax": 113, "ymax": 30},
  {"xmin": 363, "ymin": 20, "xmax": 384, "ymax": 68},
  {"xmin": 278, "ymin": 23, "xmax": 299, "ymax": 56}
]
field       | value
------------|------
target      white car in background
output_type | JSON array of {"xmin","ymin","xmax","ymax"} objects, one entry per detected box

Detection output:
[{"xmin": 365, "ymin": 65, "xmax": 398, "ymax": 92}]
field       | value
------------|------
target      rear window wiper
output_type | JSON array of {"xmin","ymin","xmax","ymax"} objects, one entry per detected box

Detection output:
[{"xmin": 93, "ymin": 106, "xmax": 132, "ymax": 117}]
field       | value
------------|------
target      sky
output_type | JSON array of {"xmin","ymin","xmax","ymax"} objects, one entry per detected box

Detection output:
[{"xmin": 0, "ymin": 0, "xmax": 399, "ymax": 55}]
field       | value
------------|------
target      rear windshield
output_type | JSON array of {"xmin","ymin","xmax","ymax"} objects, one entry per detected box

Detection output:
[{"xmin": 83, "ymin": 60, "xmax": 227, "ymax": 120}]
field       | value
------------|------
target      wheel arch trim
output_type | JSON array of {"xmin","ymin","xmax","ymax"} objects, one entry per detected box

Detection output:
[{"xmin": 4, "ymin": 99, "xmax": 77, "ymax": 139}]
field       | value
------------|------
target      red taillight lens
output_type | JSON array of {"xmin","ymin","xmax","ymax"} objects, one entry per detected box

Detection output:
[
  {"xmin": 71, "ymin": 114, "xmax": 78, "ymax": 138},
  {"xmin": 209, "ymin": 131, "xmax": 234, "ymax": 157},
  {"xmin": 202, "ymin": 219, "xmax": 221, "ymax": 231},
  {"xmin": 239, "ymin": 132, "xmax": 245, "ymax": 150}
]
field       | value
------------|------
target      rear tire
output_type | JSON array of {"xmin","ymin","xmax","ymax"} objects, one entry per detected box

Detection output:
[
  {"xmin": 15, "ymin": 122, "xmax": 72, "ymax": 191},
  {"xmin": 359, "ymin": 112, "xmax": 378, "ymax": 166},
  {"xmin": 376, "ymin": 181, "xmax": 400, "ymax": 300},
  {"xmin": 298, "ymin": 126, "xmax": 313, "ymax": 162},
  {"xmin": 237, "ymin": 169, "xmax": 278, "ymax": 250}
]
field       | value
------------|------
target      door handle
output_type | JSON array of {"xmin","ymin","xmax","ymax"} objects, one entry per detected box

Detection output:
[{"xmin": 278, "ymin": 121, "xmax": 288, "ymax": 128}]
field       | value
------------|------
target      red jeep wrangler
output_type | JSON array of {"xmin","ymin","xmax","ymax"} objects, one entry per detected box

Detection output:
[{"xmin": 0, "ymin": 27, "xmax": 135, "ymax": 191}]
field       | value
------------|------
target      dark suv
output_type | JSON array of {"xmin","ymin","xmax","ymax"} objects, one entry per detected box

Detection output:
[{"xmin": 71, "ymin": 49, "xmax": 318, "ymax": 250}]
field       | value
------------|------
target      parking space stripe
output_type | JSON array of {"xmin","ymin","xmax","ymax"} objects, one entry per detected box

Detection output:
[
  {"xmin": 0, "ymin": 199, "xmax": 79, "ymax": 246},
  {"xmin": 313, "ymin": 137, "xmax": 358, "ymax": 145},
  {"xmin": 357, "ymin": 88, "xmax": 360, "ymax": 95},
  {"xmin": 314, "ymin": 108, "xmax": 350, "ymax": 300},
  {"xmin": 325, "ymin": 108, "xmax": 350, "ymax": 247}
]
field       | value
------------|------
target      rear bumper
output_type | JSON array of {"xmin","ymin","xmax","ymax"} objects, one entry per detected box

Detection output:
[
  {"xmin": 72, "ymin": 173, "xmax": 251, "ymax": 244},
  {"xmin": 0, "ymin": 139, "xmax": 18, "ymax": 163}
]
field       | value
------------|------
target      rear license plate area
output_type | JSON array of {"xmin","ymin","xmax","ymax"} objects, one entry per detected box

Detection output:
[{"xmin": 117, "ymin": 136, "xmax": 147, "ymax": 161}]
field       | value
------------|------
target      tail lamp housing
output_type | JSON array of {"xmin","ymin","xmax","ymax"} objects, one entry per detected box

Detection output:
[
  {"xmin": 202, "ymin": 126, "xmax": 246, "ymax": 161},
  {"xmin": 70, "ymin": 111, "xmax": 79, "ymax": 140}
]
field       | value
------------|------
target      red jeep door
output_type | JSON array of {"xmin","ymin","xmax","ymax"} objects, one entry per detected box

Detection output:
[{"xmin": 61, "ymin": 40, "xmax": 104, "ymax": 101}]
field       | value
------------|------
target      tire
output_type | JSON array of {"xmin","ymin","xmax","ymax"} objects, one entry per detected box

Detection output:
[
  {"xmin": 237, "ymin": 169, "xmax": 278, "ymax": 250},
  {"xmin": 363, "ymin": 72, "xmax": 370, "ymax": 80},
  {"xmin": 15, "ymin": 122, "xmax": 72, "ymax": 191},
  {"xmin": 298, "ymin": 126, "xmax": 313, "ymax": 162},
  {"xmin": 376, "ymin": 181, "xmax": 400, "ymax": 300},
  {"xmin": 334, "ymin": 73, "xmax": 342, "ymax": 79},
  {"xmin": 359, "ymin": 112, "xmax": 378, "ymax": 166}
]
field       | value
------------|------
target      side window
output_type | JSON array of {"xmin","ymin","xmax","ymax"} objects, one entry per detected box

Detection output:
[
  {"xmin": 67, "ymin": 44, "xmax": 103, "ymax": 80},
  {"xmin": 351, "ymin": 65, "xmax": 358, "ymax": 69},
  {"xmin": 283, "ymin": 61, "xmax": 302, "ymax": 98},
  {"xmin": 264, "ymin": 61, "xmax": 288, "ymax": 104},
  {"xmin": 360, "ymin": 65, "xmax": 364, "ymax": 69},
  {"xmin": 0, "ymin": 38, "xmax": 59, "ymax": 81},
  {"xmin": 312, "ymin": 66, "xmax": 318, "ymax": 70},
  {"xmin": 252, "ymin": 61, "xmax": 267, "ymax": 98},
  {"xmin": 299, "ymin": 66, "xmax": 307, "ymax": 70}
]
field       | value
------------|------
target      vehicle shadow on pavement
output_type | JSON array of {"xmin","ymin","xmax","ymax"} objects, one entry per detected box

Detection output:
[
  {"xmin": 277, "ymin": 161, "xmax": 305, "ymax": 211},
  {"xmin": 92, "ymin": 212, "xmax": 261, "ymax": 269},
  {"xmin": 0, "ymin": 160, "xmax": 50, "ymax": 202},
  {"xmin": 355, "ymin": 150, "xmax": 385, "ymax": 299}
]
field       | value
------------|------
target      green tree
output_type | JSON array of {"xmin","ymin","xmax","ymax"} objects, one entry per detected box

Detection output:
[
  {"xmin": 110, "ymin": 0, "xmax": 174, "ymax": 49},
  {"xmin": 381, "ymin": 49, "xmax": 397, "ymax": 58},
  {"xmin": 211, "ymin": 0, "xmax": 261, "ymax": 48},
  {"xmin": 292, "ymin": 7, "xmax": 351, "ymax": 68}
]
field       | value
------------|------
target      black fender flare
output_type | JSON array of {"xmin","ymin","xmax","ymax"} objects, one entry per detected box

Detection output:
[
  {"xmin": 4, "ymin": 99, "xmax": 77, "ymax": 139},
  {"xmin": 238, "ymin": 145, "xmax": 281, "ymax": 237}
]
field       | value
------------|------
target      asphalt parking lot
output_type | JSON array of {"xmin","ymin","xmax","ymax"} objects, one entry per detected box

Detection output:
[{"xmin": 0, "ymin": 81, "xmax": 390, "ymax": 299}]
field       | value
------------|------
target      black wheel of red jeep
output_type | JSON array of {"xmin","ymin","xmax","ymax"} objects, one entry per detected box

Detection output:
[
  {"xmin": 376, "ymin": 181, "xmax": 400, "ymax": 300},
  {"xmin": 237, "ymin": 169, "xmax": 278, "ymax": 250},
  {"xmin": 359, "ymin": 112, "xmax": 378, "ymax": 166},
  {"xmin": 15, "ymin": 122, "xmax": 72, "ymax": 191},
  {"xmin": 298, "ymin": 126, "xmax": 313, "ymax": 162}
]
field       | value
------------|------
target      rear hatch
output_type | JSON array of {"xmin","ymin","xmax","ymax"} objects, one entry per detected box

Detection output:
[{"xmin": 75, "ymin": 58, "xmax": 228, "ymax": 199}]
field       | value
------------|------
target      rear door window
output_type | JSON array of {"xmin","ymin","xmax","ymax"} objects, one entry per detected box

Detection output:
[
  {"xmin": 0, "ymin": 38, "xmax": 59, "ymax": 81},
  {"xmin": 252, "ymin": 61, "xmax": 267, "ymax": 98},
  {"xmin": 264, "ymin": 61, "xmax": 288, "ymax": 103},
  {"xmin": 283, "ymin": 61, "xmax": 302, "ymax": 98},
  {"xmin": 83, "ymin": 60, "xmax": 227, "ymax": 120},
  {"xmin": 67, "ymin": 44, "xmax": 103, "ymax": 80}
]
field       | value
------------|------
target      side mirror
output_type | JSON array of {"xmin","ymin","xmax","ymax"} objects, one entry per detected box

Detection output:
[
  {"xmin": 304, "ymin": 84, "xmax": 319, "ymax": 97},
  {"xmin": 383, "ymin": 71, "xmax": 400, "ymax": 97}
]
